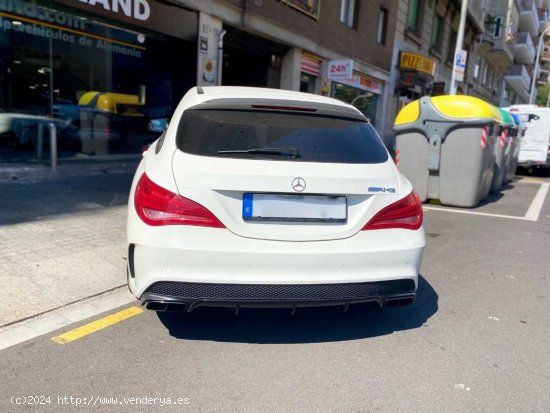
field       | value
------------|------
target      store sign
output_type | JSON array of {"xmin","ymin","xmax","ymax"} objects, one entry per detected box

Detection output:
[
  {"xmin": 78, "ymin": 0, "xmax": 150, "ymax": 21},
  {"xmin": 336, "ymin": 72, "xmax": 383, "ymax": 95},
  {"xmin": 328, "ymin": 59, "xmax": 353, "ymax": 80},
  {"xmin": 301, "ymin": 53, "xmax": 321, "ymax": 76},
  {"xmin": 399, "ymin": 52, "xmax": 436, "ymax": 76},
  {"xmin": 0, "ymin": 0, "xmax": 144, "ymax": 57}
]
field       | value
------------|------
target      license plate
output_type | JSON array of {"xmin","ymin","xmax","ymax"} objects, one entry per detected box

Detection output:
[{"xmin": 242, "ymin": 193, "xmax": 347, "ymax": 223}]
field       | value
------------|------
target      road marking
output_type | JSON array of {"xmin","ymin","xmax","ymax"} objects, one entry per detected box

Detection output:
[
  {"xmin": 524, "ymin": 183, "xmax": 550, "ymax": 221},
  {"xmin": 423, "ymin": 206, "xmax": 529, "ymax": 221},
  {"xmin": 517, "ymin": 177, "xmax": 548, "ymax": 184},
  {"xmin": 0, "ymin": 287, "xmax": 136, "ymax": 351},
  {"xmin": 51, "ymin": 306, "xmax": 143, "ymax": 344},
  {"xmin": 423, "ymin": 182, "xmax": 549, "ymax": 222}
]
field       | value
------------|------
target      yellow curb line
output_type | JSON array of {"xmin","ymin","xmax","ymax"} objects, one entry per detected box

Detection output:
[{"xmin": 51, "ymin": 306, "xmax": 143, "ymax": 344}]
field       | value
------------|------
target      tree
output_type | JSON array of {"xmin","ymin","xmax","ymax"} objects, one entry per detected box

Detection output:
[{"xmin": 536, "ymin": 83, "xmax": 550, "ymax": 106}]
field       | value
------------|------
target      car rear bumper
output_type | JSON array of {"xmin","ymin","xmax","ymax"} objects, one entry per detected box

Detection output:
[
  {"xmin": 127, "ymin": 226, "xmax": 424, "ymax": 307},
  {"xmin": 140, "ymin": 280, "xmax": 416, "ymax": 312}
]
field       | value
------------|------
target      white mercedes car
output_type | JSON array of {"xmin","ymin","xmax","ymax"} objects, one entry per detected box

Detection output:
[{"xmin": 127, "ymin": 86, "xmax": 425, "ymax": 313}]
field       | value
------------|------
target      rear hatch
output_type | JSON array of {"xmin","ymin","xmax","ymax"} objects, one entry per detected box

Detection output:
[
  {"xmin": 171, "ymin": 103, "xmax": 400, "ymax": 242},
  {"xmin": 515, "ymin": 110, "xmax": 550, "ymax": 163}
]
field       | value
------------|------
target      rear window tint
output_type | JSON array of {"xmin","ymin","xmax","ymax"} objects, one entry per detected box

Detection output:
[{"xmin": 176, "ymin": 109, "xmax": 388, "ymax": 164}]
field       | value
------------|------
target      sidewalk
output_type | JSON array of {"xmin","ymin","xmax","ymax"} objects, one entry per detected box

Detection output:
[{"xmin": 0, "ymin": 158, "xmax": 140, "ymax": 326}]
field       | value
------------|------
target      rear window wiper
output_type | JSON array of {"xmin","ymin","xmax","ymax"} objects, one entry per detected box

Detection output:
[{"xmin": 217, "ymin": 147, "xmax": 301, "ymax": 158}]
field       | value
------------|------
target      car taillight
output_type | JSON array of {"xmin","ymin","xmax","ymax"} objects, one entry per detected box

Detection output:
[
  {"xmin": 134, "ymin": 173, "xmax": 225, "ymax": 228},
  {"xmin": 362, "ymin": 190, "xmax": 423, "ymax": 230}
]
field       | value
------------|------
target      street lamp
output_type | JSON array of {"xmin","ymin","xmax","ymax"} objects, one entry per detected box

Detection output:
[{"xmin": 529, "ymin": 25, "xmax": 550, "ymax": 105}]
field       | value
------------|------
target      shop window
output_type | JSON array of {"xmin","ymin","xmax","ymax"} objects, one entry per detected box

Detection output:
[
  {"xmin": 431, "ymin": 15, "xmax": 443, "ymax": 53},
  {"xmin": 331, "ymin": 83, "xmax": 379, "ymax": 128},
  {"xmin": 0, "ymin": 0, "xmax": 196, "ymax": 163},
  {"xmin": 407, "ymin": 0, "xmax": 424, "ymax": 35},
  {"xmin": 300, "ymin": 73, "xmax": 317, "ymax": 93},
  {"xmin": 340, "ymin": 0, "xmax": 359, "ymax": 28},
  {"xmin": 377, "ymin": 7, "xmax": 388, "ymax": 45}
]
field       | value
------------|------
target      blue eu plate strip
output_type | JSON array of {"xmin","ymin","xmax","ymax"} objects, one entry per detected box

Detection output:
[{"xmin": 242, "ymin": 193, "xmax": 253, "ymax": 218}]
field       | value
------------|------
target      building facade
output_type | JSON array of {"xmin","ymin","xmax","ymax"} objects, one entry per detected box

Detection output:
[
  {"xmin": 191, "ymin": 0, "xmax": 397, "ymax": 143},
  {"xmin": 383, "ymin": 0, "xmax": 489, "ymax": 146}
]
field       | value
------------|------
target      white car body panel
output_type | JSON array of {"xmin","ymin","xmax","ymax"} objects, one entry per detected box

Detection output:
[
  {"xmin": 507, "ymin": 105, "xmax": 550, "ymax": 166},
  {"xmin": 127, "ymin": 86, "xmax": 425, "ymax": 310}
]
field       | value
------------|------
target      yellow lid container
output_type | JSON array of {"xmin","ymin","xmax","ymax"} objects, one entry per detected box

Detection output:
[{"xmin": 395, "ymin": 95, "xmax": 502, "ymax": 126}]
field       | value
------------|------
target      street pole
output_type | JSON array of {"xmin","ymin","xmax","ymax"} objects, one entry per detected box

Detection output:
[
  {"xmin": 529, "ymin": 26, "xmax": 550, "ymax": 105},
  {"xmin": 450, "ymin": 0, "xmax": 469, "ymax": 95}
]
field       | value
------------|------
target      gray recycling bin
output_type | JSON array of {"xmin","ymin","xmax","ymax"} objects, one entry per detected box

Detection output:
[
  {"xmin": 394, "ymin": 95, "xmax": 501, "ymax": 207},
  {"xmin": 490, "ymin": 108, "xmax": 513, "ymax": 192},
  {"xmin": 505, "ymin": 112, "xmax": 523, "ymax": 183}
]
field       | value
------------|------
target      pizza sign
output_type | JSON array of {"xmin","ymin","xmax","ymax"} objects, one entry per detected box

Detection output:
[{"xmin": 328, "ymin": 59, "xmax": 353, "ymax": 79}]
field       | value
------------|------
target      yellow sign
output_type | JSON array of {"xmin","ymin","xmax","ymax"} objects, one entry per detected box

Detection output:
[{"xmin": 399, "ymin": 52, "xmax": 436, "ymax": 76}]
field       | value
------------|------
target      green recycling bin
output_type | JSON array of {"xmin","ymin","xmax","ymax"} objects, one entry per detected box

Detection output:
[
  {"xmin": 490, "ymin": 109, "xmax": 513, "ymax": 192},
  {"xmin": 394, "ymin": 95, "xmax": 501, "ymax": 207}
]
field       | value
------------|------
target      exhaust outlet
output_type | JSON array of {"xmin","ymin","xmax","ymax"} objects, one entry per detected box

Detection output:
[{"xmin": 384, "ymin": 295, "xmax": 415, "ymax": 307}]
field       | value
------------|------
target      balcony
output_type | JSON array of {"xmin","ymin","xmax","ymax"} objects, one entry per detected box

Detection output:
[
  {"xmin": 519, "ymin": 0, "xmax": 541, "ymax": 37},
  {"xmin": 504, "ymin": 64, "xmax": 532, "ymax": 101},
  {"xmin": 540, "ymin": 10, "xmax": 549, "ymax": 32},
  {"xmin": 485, "ymin": 34, "xmax": 514, "ymax": 70},
  {"xmin": 512, "ymin": 32, "xmax": 536, "ymax": 63}
]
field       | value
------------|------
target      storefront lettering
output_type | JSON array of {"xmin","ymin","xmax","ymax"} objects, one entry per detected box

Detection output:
[
  {"xmin": 0, "ymin": 0, "xmax": 85, "ymax": 30},
  {"xmin": 399, "ymin": 52, "xmax": 436, "ymax": 76},
  {"xmin": 96, "ymin": 39, "xmax": 141, "ymax": 57},
  {"xmin": 0, "ymin": 15, "xmax": 142, "ymax": 58},
  {"xmin": 78, "ymin": 0, "xmax": 150, "ymax": 21},
  {"xmin": 328, "ymin": 59, "xmax": 353, "ymax": 80},
  {"xmin": 0, "ymin": 16, "xmax": 76, "ymax": 41}
]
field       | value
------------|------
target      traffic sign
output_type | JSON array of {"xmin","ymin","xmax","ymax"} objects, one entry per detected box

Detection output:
[{"xmin": 454, "ymin": 49, "xmax": 467, "ymax": 82}]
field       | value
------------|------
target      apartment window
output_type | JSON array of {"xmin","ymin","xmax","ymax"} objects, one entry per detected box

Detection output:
[
  {"xmin": 407, "ymin": 0, "xmax": 424, "ymax": 34},
  {"xmin": 377, "ymin": 7, "xmax": 388, "ymax": 44},
  {"xmin": 447, "ymin": 30, "xmax": 457, "ymax": 64},
  {"xmin": 340, "ymin": 0, "xmax": 359, "ymax": 28},
  {"xmin": 431, "ymin": 15, "xmax": 443, "ymax": 52}
]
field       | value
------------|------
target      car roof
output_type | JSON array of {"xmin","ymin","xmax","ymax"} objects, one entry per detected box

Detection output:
[{"xmin": 186, "ymin": 86, "xmax": 365, "ymax": 120}]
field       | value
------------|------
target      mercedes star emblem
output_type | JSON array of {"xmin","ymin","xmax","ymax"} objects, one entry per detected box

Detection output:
[{"xmin": 292, "ymin": 177, "xmax": 306, "ymax": 192}]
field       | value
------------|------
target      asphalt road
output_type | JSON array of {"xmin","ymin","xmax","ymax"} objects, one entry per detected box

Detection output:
[{"xmin": 0, "ymin": 176, "xmax": 549, "ymax": 413}]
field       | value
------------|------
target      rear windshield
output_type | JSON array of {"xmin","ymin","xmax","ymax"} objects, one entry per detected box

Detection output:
[{"xmin": 176, "ymin": 109, "xmax": 389, "ymax": 164}]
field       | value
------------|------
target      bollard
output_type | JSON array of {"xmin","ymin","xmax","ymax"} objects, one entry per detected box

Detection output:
[
  {"xmin": 37, "ymin": 122, "xmax": 44, "ymax": 160},
  {"xmin": 49, "ymin": 122, "xmax": 57, "ymax": 170}
]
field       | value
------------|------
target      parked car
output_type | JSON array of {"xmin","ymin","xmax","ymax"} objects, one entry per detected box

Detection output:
[
  {"xmin": 0, "ymin": 110, "xmax": 79, "ymax": 150},
  {"xmin": 127, "ymin": 86, "xmax": 425, "ymax": 313}
]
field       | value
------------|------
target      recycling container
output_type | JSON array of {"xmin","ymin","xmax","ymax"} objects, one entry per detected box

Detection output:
[
  {"xmin": 505, "ymin": 113, "xmax": 523, "ymax": 182},
  {"xmin": 490, "ymin": 109, "xmax": 513, "ymax": 192},
  {"xmin": 394, "ymin": 95, "xmax": 501, "ymax": 207}
]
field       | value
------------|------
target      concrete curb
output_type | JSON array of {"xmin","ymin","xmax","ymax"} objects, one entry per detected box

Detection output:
[{"xmin": 0, "ymin": 286, "xmax": 136, "ymax": 351}]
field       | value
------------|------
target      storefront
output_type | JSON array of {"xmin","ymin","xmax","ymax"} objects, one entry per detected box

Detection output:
[
  {"xmin": 0, "ymin": 0, "xmax": 197, "ymax": 162},
  {"xmin": 221, "ymin": 26, "xmax": 288, "ymax": 88},
  {"xmin": 397, "ymin": 51, "xmax": 437, "ymax": 110},
  {"xmin": 328, "ymin": 59, "xmax": 384, "ymax": 127},
  {"xmin": 300, "ymin": 52, "xmax": 321, "ymax": 93}
]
